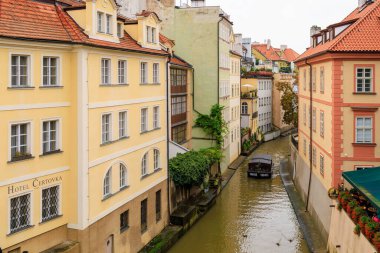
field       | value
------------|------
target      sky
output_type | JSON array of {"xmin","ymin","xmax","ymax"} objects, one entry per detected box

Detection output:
[{"xmin": 177, "ymin": 0, "xmax": 358, "ymax": 54}]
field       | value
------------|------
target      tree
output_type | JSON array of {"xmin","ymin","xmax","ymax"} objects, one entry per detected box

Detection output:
[{"xmin": 276, "ymin": 80, "xmax": 298, "ymax": 127}]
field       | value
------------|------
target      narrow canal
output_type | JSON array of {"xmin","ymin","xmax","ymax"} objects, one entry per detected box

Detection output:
[{"xmin": 168, "ymin": 137, "xmax": 309, "ymax": 253}]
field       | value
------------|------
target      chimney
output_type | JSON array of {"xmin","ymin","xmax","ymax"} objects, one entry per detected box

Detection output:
[
  {"xmin": 191, "ymin": 0, "xmax": 205, "ymax": 7},
  {"xmin": 310, "ymin": 25, "xmax": 321, "ymax": 46},
  {"xmin": 266, "ymin": 39, "xmax": 271, "ymax": 50},
  {"xmin": 280, "ymin": 45, "xmax": 287, "ymax": 51}
]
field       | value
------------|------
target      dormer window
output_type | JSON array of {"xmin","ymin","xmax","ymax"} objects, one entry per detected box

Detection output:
[
  {"xmin": 117, "ymin": 23, "xmax": 124, "ymax": 38},
  {"xmin": 97, "ymin": 12, "xmax": 104, "ymax": 33},
  {"xmin": 106, "ymin": 14, "xmax": 112, "ymax": 34},
  {"xmin": 146, "ymin": 26, "xmax": 157, "ymax": 44}
]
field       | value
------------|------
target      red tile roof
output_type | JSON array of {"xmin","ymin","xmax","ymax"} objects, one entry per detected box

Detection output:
[
  {"xmin": 283, "ymin": 48, "xmax": 300, "ymax": 62},
  {"xmin": 296, "ymin": 0, "xmax": 380, "ymax": 62},
  {"xmin": 159, "ymin": 33, "xmax": 175, "ymax": 46},
  {"xmin": 170, "ymin": 55, "xmax": 192, "ymax": 68},
  {"xmin": 0, "ymin": 0, "xmax": 168, "ymax": 56},
  {"xmin": 252, "ymin": 44, "xmax": 299, "ymax": 62}
]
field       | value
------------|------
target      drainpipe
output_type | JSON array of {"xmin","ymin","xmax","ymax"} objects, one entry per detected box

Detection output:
[
  {"xmin": 217, "ymin": 17, "xmax": 223, "ymax": 104},
  {"xmin": 305, "ymin": 58, "xmax": 313, "ymax": 212},
  {"xmin": 166, "ymin": 56, "xmax": 171, "ymax": 217}
]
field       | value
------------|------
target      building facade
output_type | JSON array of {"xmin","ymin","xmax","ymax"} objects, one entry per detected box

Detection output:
[
  {"xmin": 257, "ymin": 75, "xmax": 274, "ymax": 134},
  {"xmin": 0, "ymin": 1, "xmax": 170, "ymax": 252},
  {"xmin": 294, "ymin": 0, "xmax": 380, "ymax": 241},
  {"xmin": 241, "ymin": 78, "xmax": 258, "ymax": 132}
]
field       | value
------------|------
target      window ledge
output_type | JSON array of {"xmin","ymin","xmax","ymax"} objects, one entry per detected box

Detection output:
[
  {"xmin": 140, "ymin": 83, "xmax": 161, "ymax": 86},
  {"xmin": 39, "ymin": 215, "xmax": 63, "ymax": 224},
  {"xmin": 120, "ymin": 226, "xmax": 130, "ymax": 234},
  {"xmin": 141, "ymin": 169, "xmax": 161, "ymax": 180},
  {"xmin": 101, "ymin": 137, "xmax": 130, "ymax": 147},
  {"xmin": 140, "ymin": 128, "xmax": 161, "ymax": 135},
  {"xmin": 100, "ymin": 84, "xmax": 129, "ymax": 87},
  {"xmin": 8, "ymin": 86, "xmax": 35, "ymax": 90},
  {"xmin": 102, "ymin": 193, "xmax": 113, "ymax": 201},
  {"xmin": 352, "ymin": 143, "xmax": 377, "ymax": 147},
  {"xmin": 8, "ymin": 155, "xmax": 35, "ymax": 164},
  {"xmin": 40, "ymin": 150, "xmax": 63, "ymax": 157},
  {"xmin": 102, "ymin": 186, "xmax": 130, "ymax": 202},
  {"xmin": 352, "ymin": 92, "xmax": 377, "ymax": 95},
  {"xmin": 7, "ymin": 225, "xmax": 35, "ymax": 236},
  {"xmin": 39, "ymin": 85, "xmax": 63, "ymax": 89}
]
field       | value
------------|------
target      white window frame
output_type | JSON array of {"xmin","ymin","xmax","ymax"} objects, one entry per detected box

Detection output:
[
  {"xmin": 320, "ymin": 66, "xmax": 325, "ymax": 93},
  {"xmin": 142, "ymin": 152, "xmax": 148, "ymax": 176},
  {"xmin": 103, "ymin": 168, "xmax": 112, "ymax": 197},
  {"xmin": 101, "ymin": 113, "xmax": 112, "ymax": 144},
  {"xmin": 42, "ymin": 56, "xmax": 60, "ymax": 86},
  {"xmin": 10, "ymin": 54, "xmax": 31, "ymax": 87},
  {"xmin": 101, "ymin": 58, "xmax": 111, "ymax": 85},
  {"xmin": 141, "ymin": 108, "xmax": 148, "ymax": 133},
  {"xmin": 153, "ymin": 63, "xmax": 159, "ymax": 83},
  {"xmin": 356, "ymin": 67, "xmax": 373, "ymax": 93},
  {"xmin": 97, "ymin": 12, "xmax": 104, "ymax": 33},
  {"xmin": 312, "ymin": 108, "xmax": 316, "ymax": 131},
  {"xmin": 355, "ymin": 116, "xmax": 373, "ymax": 143},
  {"xmin": 119, "ymin": 163, "xmax": 127, "ymax": 188},
  {"xmin": 40, "ymin": 184, "xmax": 61, "ymax": 222},
  {"xmin": 106, "ymin": 14, "xmax": 113, "ymax": 34},
  {"xmin": 41, "ymin": 118, "xmax": 61, "ymax": 155},
  {"xmin": 140, "ymin": 62, "xmax": 148, "ymax": 84},
  {"xmin": 118, "ymin": 111, "xmax": 128, "ymax": 139},
  {"xmin": 154, "ymin": 149, "xmax": 160, "ymax": 171},
  {"xmin": 118, "ymin": 60, "xmax": 127, "ymax": 84},
  {"xmin": 153, "ymin": 106, "xmax": 160, "ymax": 129},
  {"xmin": 117, "ymin": 22, "xmax": 124, "ymax": 38},
  {"xmin": 320, "ymin": 154, "xmax": 324, "ymax": 176},
  {"xmin": 9, "ymin": 121, "xmax": 32, "ymax": 161},
  {"xmin": 320, "ymin": 111, "xmax": 324, "ymax": 138}
]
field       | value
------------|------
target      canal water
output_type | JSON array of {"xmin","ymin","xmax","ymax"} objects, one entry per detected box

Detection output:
[{"xmin": 168, "ymin": 137, "xmax": 310, "ymax": 253}]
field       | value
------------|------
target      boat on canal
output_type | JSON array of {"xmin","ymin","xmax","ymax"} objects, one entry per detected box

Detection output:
[{"xmin": 247, "ymin": 154, "xmax": 273, "ymax": 178}]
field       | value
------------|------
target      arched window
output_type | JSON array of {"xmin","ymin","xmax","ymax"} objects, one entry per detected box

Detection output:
[
  {"xmin": 242, "ymin": 102, "xmax": 248, "ymax": 115},
  {"xmin": 120, "ymin": 164, "xmax": 127, "ymax": 188},
  {"xmin": 142, "ymin": 152, "xmax": 148, "ymax": 176},
  {"xmin": 154, "ymin": 149, "xmax": 160, "ymax": 171},
  {"xmin": 103, "ymin": 168, "xmax": 112, "ymax": 197}
]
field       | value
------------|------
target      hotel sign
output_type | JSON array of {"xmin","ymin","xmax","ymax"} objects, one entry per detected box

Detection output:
[{"xmin": 7, "ymin": 176, "xmax": 63, "ymax": 195}]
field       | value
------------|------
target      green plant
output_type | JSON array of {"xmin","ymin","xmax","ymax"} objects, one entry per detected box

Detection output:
[
  {"xmin": 354, "ymin": 224, "xmax": 361, "ymax": 235},
  {"xmin": 195, "ymin": 104, "xmax": 228, "ymax": 149},
  {"xmin": 365, "ymin": 221, "xmax": 379, "ymax": 239},
  {"xmin": 352, "ymin": 207, "xmax": 366, "ymax": 223},
  {"xmin": 276, "ymin": 79, "xmax": 298, "ymax": 127},
  {"xmin": 337, "ymin": 203, "xmax": 343, "ymax": 211}
]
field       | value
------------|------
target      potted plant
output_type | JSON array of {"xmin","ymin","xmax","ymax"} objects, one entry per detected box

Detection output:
[
  {"xmin": 372, "ymin": 232, "xmax": 380, "ymax": 252},
  {"xmin": 354, "ymin": 224, "xmax": 361, "ymax": 236},
  {"xmin": 352, "ymin": 206, "xmax": 366, "ymax": 223},
  {"xmin": 359, "ymin": 216, "xmax": 371, "ymax": 233},
  {"xmin": 365, "ymin": 221, "xmax": 379, "ymax": 239},
  {"xmin": 341, "ymin": 195, "xmax": 351, "ymax": 211},
  {"xmin": 347, "ymin": 200, "xmax": 358, "ymax": 215}
]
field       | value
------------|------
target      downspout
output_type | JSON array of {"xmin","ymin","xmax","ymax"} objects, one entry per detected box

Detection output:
[
  {"xmin": 166, "ymin": 56, "xmax": 171, "ymax": 217},
  {"xmin": 305, "ymin": 58, "xmax": 313, "ymax": 212},
  {"xmin": 217, "ymin": 17, "xmax": 223, "ymax": 104}
]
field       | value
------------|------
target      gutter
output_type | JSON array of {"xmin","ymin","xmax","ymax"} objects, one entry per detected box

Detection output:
[
  {"xmin": 166, "ymin": 56, "xmax": 171, "ymax": 217},
  {"xmin": 305, "ymin": 58, "xmax": 313, "ymax": 212}
]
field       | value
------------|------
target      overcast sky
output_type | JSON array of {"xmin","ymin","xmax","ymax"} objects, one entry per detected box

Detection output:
[{"xmin": 178, "ymin": 0, "xmax": 358, "ymax": 54}]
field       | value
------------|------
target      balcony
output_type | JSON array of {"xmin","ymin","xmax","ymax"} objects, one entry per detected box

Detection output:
[
  {"xmin": 252, "ymin": 111, "xmax": 258, "ymax": 119},
  {"xmin": 241, "ymin": 92, "xmax": 257, "ymax": 99},
  {"xmin": 172, "ymin": 113, "xmax": 187, "ymax": 125}
]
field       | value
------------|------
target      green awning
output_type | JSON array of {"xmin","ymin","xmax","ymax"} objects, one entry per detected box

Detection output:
[{"xmin": 343, "ymin": 168, "xmax": 380, "ymax": 211}]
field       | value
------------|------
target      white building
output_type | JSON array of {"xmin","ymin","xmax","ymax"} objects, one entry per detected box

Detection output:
[{"xmin": 257, "ymin": 77, "xmax": 273, "ymax": 134}]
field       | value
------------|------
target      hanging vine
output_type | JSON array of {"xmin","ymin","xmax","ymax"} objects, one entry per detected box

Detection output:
[{"xmin": 195, "ymin": 104, "xmax": 228, "ymax": 148}]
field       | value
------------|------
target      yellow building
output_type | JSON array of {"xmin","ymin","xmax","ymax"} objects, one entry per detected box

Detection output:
[
  {"xmin": 294, "ymin": 0, "xmax": 380, "ymax": 241},
  {"xmin": 241, "ymin": 78, "xmax": 258, "ymax": 133},
  {"xmin": 0, "ymin": 0, "xmax": 171, "ymax": 252}
]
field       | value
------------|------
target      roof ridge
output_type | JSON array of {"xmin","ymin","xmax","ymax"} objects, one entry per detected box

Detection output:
[{"xmin": 328, "ymin": 0, "xmax": 380, "ymax": 51}]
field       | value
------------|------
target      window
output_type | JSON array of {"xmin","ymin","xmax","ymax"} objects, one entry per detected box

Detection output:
[
  {"xmin": 312, "ymin": 67, "xmax": 316, "ymax": 91},
  {"xmin": 120, "ymin": 210, "xmax": 129, "ymax": 231},
  {"xmin": 153, "ymin": 149, "xmax": 160, "ymax": 171},
  {"xmin": 153, "ymin": 63, "xmax": 159, "ymax": 83},
  {"xmin": 320, "ymin": 111, "xmax": 324, "ymax": 138},
  {"xmin": 303, "ymin": 104, "xmax": 306, "ymax": 126},
  {"xmin": 146, "ymin": 26, "xmax": 156, "ymax": 43},
  {"xmin": 303, "ymin": 69, "xmax": 306, "ymax": 91},
  {"xmin": 171, "ymin": 96, "xmax": 187, "ymax": 116},
  {"xmin": 11, "ymin": 123, "xmax": 31, "ymax": 160},
  {"xmin": 141, "ymin": 152, "xmax": 148, "ymax": 176},
  {"xmin": 42, "ymin": 185, "xmax": 60, "ymax": 222},
  {"xmin": 119, "ymin": 111, "xmax": 128, "ymax": 138},
  {"xmin": 303, "ymin": 139, "xmax": 307, "ymax": 156},
  {"xmin": 97, "ymin": 12, "xmax": 104, "ymax": 32},
  {"xmin": 101, "ymin": 58, "xmax": 111, "ymax": 84},
  {"xmin": 140, "ymin": 62, "xmax": 148, "ymax": 84},
  {"xmin": 312, "ymin": 147, "xmax": 316, "ymax": 167},
  {"xmin": 355, "ymin": 117, "xmax": 373, "ymax": 143},
  {"xmin": 156, "ymin": 190, "xmax": 161, "ymax": 222},
  {"xmin": 312, "ymin": 108, "xmax": 316, "ymax": 132},
  {"xmin": 153, "ymin": 106, "xmax": 160, "ymax": 129},
  {"xmin": 320, "ymin": 155, "xmax": 324, "ymax": 176},
  {"xmin": 118, "ymin": 60, "xmax": 127, "ymax": 84},
  {"xmin": 172, "ymin": 124, "xmax": 186, "ymax": 144},
  {"xmin": 43, "ymin": 57, "xmax": 59, "ymax": 86},
  {"xmin": 141, "ymin": 199, "xmax": 147, "ymax": 233},
  {"xmin": 10, "ymin": 193, "xmax": 31, "ymax": 233},
  {"xmin": 119, "ymin": 164, "xmax": 127, "ymax": 188},
  {"xmin": 356, "ymin": 67, "xmax": 373, "ymax": 93},
  {"xmin": 11, "ymin": 55, "xmax": 30, "ymax": 87},
  {"xmin": 102, "ymin": 114, "xmax": 112, "ymax": 144},
  {"xmin": 106, "ymin": 14, "xmax": 112, "ymax": 34},
  {"xmin": 320, "ymin": 66, "xmax": 325, "ymax": 93},
  {"xmin": 141, "ymin": 108, "xmax": 148, "ymax": 132},
  {"xmin": 356, "ymin": 166, "xmax": 373, "ymax": 171},
  {"xmin": 42, "ymin": 120, "xmax": 59, "ymax": 154},
  {"xmin": 103, "ymin": 169, "xmax": 111, "ymax": 197},
  {"xmin": 170, "ymin": 69, "xmax": 187, "ymax": 86},
  {"xmin": 117, "ymin": 23, "xmax": 123, "ymax": 38}
]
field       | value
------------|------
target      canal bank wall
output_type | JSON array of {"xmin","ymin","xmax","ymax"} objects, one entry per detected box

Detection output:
[{"xmin": 281, "ymin": 157, "xmax": 328, "ymax": 253}]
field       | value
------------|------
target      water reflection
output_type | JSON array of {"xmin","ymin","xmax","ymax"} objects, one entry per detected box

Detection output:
[{"xmin": 168, "ymin": 137, "xmax": 309, "ymax": 253}]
